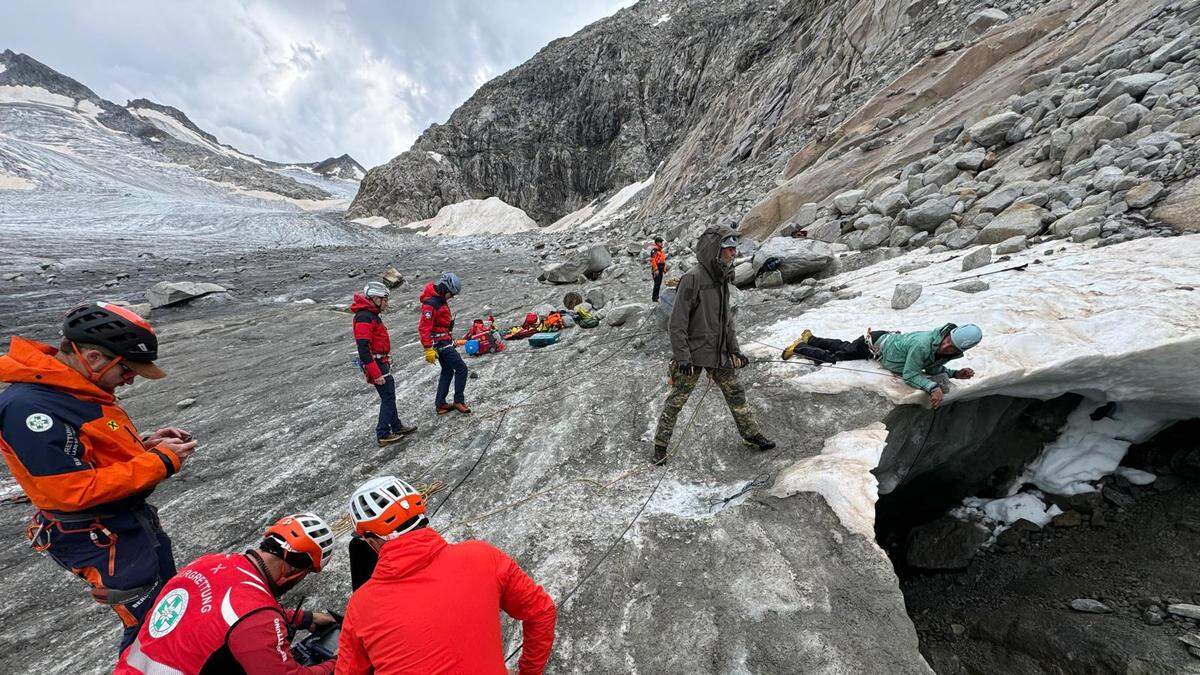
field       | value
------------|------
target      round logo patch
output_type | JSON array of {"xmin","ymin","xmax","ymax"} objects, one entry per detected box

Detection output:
[
  {"xmin": 25, "ymin": 414, "xmax": 53, "ymax": 433},
  {"xmin": 147, "ymin": 588, "xmax": 189, "ymax": 638}
]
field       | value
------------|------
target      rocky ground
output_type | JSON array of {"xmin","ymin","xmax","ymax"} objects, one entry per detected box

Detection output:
[
  {"xmin": 902, "ymin": 471, "xmax": 1200, "ymax": 673},
  {"xmin": 0, "ymin": 237, "xmax": 926, "ymax": 674}
]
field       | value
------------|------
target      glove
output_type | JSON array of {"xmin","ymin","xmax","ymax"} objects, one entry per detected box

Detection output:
[
  {"xmin": 424, "ymin": 348, "xmax": 437, "ymax": 364},
  {"xmin": 732, "ymin": 352, "xmax": 750, "ymax": 369},
  {"xmin": 677, "ymin": 362, "xmax": 698, "ymax": 377}
]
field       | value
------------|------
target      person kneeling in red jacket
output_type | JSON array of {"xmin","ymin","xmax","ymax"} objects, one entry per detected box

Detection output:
[{"xmin": 337, "ymin": 476, "xmax": 557, "ymax": 675}]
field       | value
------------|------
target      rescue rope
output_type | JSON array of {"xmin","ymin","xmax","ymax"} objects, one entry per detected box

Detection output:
[
  {"xmin": 503, "ymin": 382, "xmax": 716, "ymax": 665},
  {"xmin": 744, "ymin": 338, "xmax": 906, "ymax": 378},
  {"xmin": 707, "ymin": 473, "xmax": 771, "ymax": 511},
  {"xmin": 892, "ymin": 409, "xmax": 939, "ymax": 488}
]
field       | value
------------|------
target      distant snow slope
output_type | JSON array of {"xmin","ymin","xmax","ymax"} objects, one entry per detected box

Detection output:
[
  {"xmin": 546, "ymin": 174, "xmax": 655, "ymax": 233},
  {"xmin": 404, "ymin": 196, "xmax": 538, "ymax": 236},
  {"xmin": 127, "ymin": 104, "xmax": 263, "ymax": 166}
]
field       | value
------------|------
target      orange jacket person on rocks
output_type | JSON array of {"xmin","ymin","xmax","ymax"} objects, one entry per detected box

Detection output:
[
  {"xmin": 649, "ymin": 236, "xmax": 668, "ymax": 302},
  {"xmin": 336, "ymin": 476, "xmax": 557, "ymax": 675},
  {"xmin": 0, "ymin": 302, "xmax": 197, "ymax": 652}
]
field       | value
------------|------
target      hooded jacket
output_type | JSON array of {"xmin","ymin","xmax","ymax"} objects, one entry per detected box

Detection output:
[
  {"xmin": 650, "ymin": 243, "xmax": 667, "ymax": 276},
  {"xmin": 417, "ymin": 282, "xmax": 455, "ymax": 349},
  {"xmin": 0, "ymin": 337, "xmax": 180, "ymax": 513},
  {"xmin": 667, "ymin": 225, "xmax": 740, "ymax": 369},
  {"xmin": 351, "ymin": 293, "xmax": 391, "ymax": 382},
  {"xmin": 335, "ymin": 528, "xmax": 556, "ymax": 675},
  {"xmin": 876, "ymin": 323, "xmax": 963, "ymax": 393}
]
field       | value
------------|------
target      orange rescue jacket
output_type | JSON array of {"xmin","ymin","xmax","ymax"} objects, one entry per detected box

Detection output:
[
  {"xmin": 650, "ymin": 245, "xmax": 667, "ymax": 275},
  {"xmin": 0, "ymin": 337, "xmax": 180, "ymax": 513}
]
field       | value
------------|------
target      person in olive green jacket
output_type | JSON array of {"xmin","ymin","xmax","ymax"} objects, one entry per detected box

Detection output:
[
  {"xmin": 653, "ymin": 224, "xmax": 775, "ymax": 465},
  {"xmin": 782, "ymin": 323, "xmax": 981, "ymax": 408}
]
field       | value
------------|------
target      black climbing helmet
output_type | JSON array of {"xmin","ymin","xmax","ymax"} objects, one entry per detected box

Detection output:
[{"xmin": 62, "ymin": 302, "xmax": 164, "ymax": 377}]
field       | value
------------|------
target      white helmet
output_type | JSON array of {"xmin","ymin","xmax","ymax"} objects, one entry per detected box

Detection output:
[
  {"xmin": 363, "ymin": 281, "xmax": 390, "ymax": 299},
  {"xmin": 349, "ymin": 476, "xmax": 427, "ymax": 539}
]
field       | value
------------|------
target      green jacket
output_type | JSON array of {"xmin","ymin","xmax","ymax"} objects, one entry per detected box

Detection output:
[
  {"xmin": 668, "ymin": 224, "xmax": 740, "ymax": 369},
  {"xmin": 876, "ymin": 323, "xmax": 963, "ymax": 393}
]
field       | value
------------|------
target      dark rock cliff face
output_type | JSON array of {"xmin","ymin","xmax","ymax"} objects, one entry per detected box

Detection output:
[
  {"xmin": 348, "ymin": 0, "xmax": 793, "ymax": 225},
  {"xmin": 308, "ymin": 153, "xmax": 366, "ymax": 179}
]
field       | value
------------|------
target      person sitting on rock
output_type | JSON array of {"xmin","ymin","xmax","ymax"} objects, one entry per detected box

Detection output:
[
  {"xmin": 782, "ymin": 323, "xmax": 981, "ymax": 408},
  {"xmin": 114, "ymin": 512, "xmax": 339, "ymax": 674},
  {"xmin": 649, "ymin": 236, "xmax": 667, "ymax": 302},
  {"xmin": 352, "ymin": 282, "xmax": 417, "ymax": 447},
  {"xmin": 420, "ymin": 272, "xmax": 470, "ymax": 415},
  {"xmin": 652, "ymin": 224, "xmax": 775, "ymax": 465},
  {"xmin": 0, "ymin": 302, "xmax": 197, "ymax": 652}
]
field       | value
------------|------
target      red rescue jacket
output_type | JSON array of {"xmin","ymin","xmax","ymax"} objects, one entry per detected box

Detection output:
[
  {"xmin": 335, "ymin": 528, "xmax": 556, "ymax": 675},
  {"xmin": 0, "ymin": 337, "xmax": 181, "ymax": 513},
  {"xmin": 417, "ymin": 283, "xmax": 454, "ymax": 349},
  {"xmin": 114, "ymin": 552, "xmax": 333, "ymax": 675},
  {"xmin": 351, "ymin": 293, "xmax": 391, "ymax": 382}
]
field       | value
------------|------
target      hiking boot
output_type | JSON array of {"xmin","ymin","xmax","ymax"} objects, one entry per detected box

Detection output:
[
  {"xmin": 652, "ymin": 444, "xmax": 669, "ymax": 465},
  {"xmin": 741, "ymin": 434, "xmax": 776, "ymax": 451},
  {"xmin": 377, "ymin": 433, "xmax": 405, "ymax": 447},
  {"xmin": 781, "ymin": 329, "xmax": 813, "ymax": 361},
  {"xmin": 394, "ymin": 423, "xmax": 418, "ymax": 435},
  {"xmin": 451, "ymin": 402, "xmax": 472, "ymax": 414},
  {"xmin": 436, "ymin": 404, "xmax": 455, "ymax": 415}
]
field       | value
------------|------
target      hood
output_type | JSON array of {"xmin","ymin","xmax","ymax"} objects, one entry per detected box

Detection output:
[
  {"xmin": 419, "ymin": 282, "xmax": 444, "ymax": 304},
  {"xmin": 0, "ymin": 337, "xmax": 114, "ymax": 404},
  {"xmin": 371, "ymin": 527, "xmax": 448, "ymax": 581},
  {"xmin": 349, "ymin": 293, "xmax": 380, "ymax": 314},
  {"xmin": 696, "ymin": 224, "xmax": 737, "ymax": 282},
  {"xmin": 933, "ymin": 322, "xmax": 962, "ymax": 358}
]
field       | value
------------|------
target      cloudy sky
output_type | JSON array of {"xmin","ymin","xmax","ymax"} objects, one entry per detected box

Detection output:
[{"xmin": 2, "ymin": 0, "xmax": 634, "ymax": 167}]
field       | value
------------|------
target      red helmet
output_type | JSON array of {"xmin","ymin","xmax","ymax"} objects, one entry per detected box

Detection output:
[{"xmin": 263, "ymin": 513, "xmax": 335, "ymax": 572}]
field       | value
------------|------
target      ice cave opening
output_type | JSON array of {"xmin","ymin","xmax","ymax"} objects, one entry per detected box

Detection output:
[{"xmin": 872, "ymin": 394, "xmax": 1200, "ymax": 673}]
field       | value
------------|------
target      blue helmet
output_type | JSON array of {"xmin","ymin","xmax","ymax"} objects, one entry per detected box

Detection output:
[
  {"xmin": 438, "ymin": 272, "xmax": 462, "ymax": 296},
  {"xmin": 950, "ymin": 324, "xmax": 982, "ymax": 351}
]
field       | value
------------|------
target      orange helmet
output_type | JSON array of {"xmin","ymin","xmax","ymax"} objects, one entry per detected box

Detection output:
[
  {"xmin": 263, "ymin": 512, "xmax": 335, "ymax": 572},
  {"xmin": 350, "ymin": 476, "xmax": 427, "ymax": 539}
]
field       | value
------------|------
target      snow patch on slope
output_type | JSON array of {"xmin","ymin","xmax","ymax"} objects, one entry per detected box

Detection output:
[
  {"xmin": 404, "ymin": 196, "xmax": 537, "ymax": 236},
  {"xmin": 953, "ymin": 493, "xmax": 1062, "ymax": 532},
  {"xmin": 755, "ymin": 236, "xmax": 1200, "ymax": 413},
  {"xmin": 547, "ymin": 174, "xmax": 655, "ymax": 233},
  {"xmin": 129, "ymin": 106, "xmax": 264, "ymax": 165},
  {"xmin": 0, "ymin": 85, "xmax": 101, "ymax": 120},
  {"xmin": 351, "ymin": 216, "xmax": 391, "ymax": 229},
  {"xmin": 0, "ymin": 172, "xmax": 35, "ymax": 190},
  {"xmin": 770, "ymin": 424, "xmax": 888, "ymax": 541}
]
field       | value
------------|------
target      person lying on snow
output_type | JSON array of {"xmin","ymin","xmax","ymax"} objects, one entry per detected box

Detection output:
[{"xmin": 781, "ymin": 323, "xmax": 981, "ymax": 408}]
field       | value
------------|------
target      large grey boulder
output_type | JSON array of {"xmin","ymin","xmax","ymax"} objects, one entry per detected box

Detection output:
[
  {"xmin": 802, "ymin": 219, "xmax": 841, "ymax": 243},
  {"xmin": 146, "ymin": 281, "xmax": 228, "ymax": 308},
  {"xmin": 891, "ymin": 283, "xmax": 923, "ymax": 310},
  {"xmin": 901, "ymin": 198, "xmax": 956, "ymax": 231},
  {"xmin": 577, "ymin": 244, "xmax": 613, "ymax": 275},
  {"xmin": 994, "ymin": 235, "xmax": 1028, "ymax": 255},
  {"xmin": 732, "ymin": 261, "xmax": 755, "ymax": 287},
  {"xmin": 585, "ymin": 288, "xmax": 607, "ymax": 310},
  {"xmin": 979, "ymin": 185, "xmax": 1023, "ymax": 214},
  {"xmin": 967, "ymin": 112, "xmax": 1023, "ymax": 147},
  {"xmin": 860, "ymin": 224, "xmax": 891, "ymax": 250},
  {"xmin": 1097, "ymin": 73, "xmax": 1168, "ymax": 105},
  {"xmin": 1149, "ymin": 35, "xmax": 1191, "ymax": 69},
  {"xmin": 874, "ymin": 191, "xmax": 910, "ymax": 217},
  {"xmin": 965, "ymin": 8, "xmax": 1009, "ymax": 37},
  {"xmin": 751, "ymin": 237, "xmax": 834, "ymax": 283},
  {"xmin": 833, "ymin": 189, "xmax": 866, "ymax": 215},
  {"xmin": 604, "ymin": 303, "xmax": 647, "ymax": 327},
  {"xmin": 1061, "ymin": 116, "xmax": 1126, "ymax": 166},
  {"xmin": 1125, "ymin": 182, "xmax": 1164, "ymax": 209},
  {"xmin": 906, "ymin": 517, "xmax": 990, "ymax": 570},
  {"xmin": 1050, "ymin": 204, "xmax": 1107, "ymax": 236},
  {"xmin": 961, "ymin": 246, "xmax": 992, "ymax": 272},
  {"xmin": 977, "ymin": 203, "xmax": 1048, "ymax": 244},
  {"xmin": 541, "ymin": 260, "xmax": 587, "ymax": 284}
]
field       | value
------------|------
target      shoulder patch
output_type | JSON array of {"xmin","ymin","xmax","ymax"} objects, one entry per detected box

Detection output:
[
  {"xmin": 148, "ymin": 588, "xmax": 189, "ymax": 638},
  {"xmin": 25, "ymin": 413, "xmax": 53, "ymax": 433}
]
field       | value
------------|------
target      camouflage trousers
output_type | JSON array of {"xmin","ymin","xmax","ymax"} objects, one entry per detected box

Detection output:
[{"xmin": 653, "ymin": 366, "xmax": 761, "ymax": 449}]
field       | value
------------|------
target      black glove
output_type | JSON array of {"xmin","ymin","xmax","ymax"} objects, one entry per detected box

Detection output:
[{"xmin": 677, "ymin": 362, "xmax": 698, "ymax": 377}]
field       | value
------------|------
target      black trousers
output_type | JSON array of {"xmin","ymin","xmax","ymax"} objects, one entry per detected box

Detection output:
[
  {"xmin": 802, "ymin": 331, "xmax": 894, "ymax": 363},
  {"xmin": 652, "ymin": 273, "xmax": 663, "ymax": 302}
]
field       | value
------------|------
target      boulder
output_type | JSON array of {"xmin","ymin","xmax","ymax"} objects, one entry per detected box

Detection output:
[
  {"xmin": 1097, "ymin": 73, "xmax": 1168, "ymax": 104},
  {"xmin": 950, "ymin": 279, "xmax": 990, "ymax": 293},
  {"xmin": 604, "ymin": 304, "xmax": 646, "ymax": 327},
  {"xmin": 733, "ymin": 261, "xmax": 755, "ymax": 287},
  {"xmin": 961, "ymin": 246, "xmax": 992, "ymax": 272},
  {"xmin": 945, "ymin": 229, "xmax": 979, "ymax": 250},
  {"xmin": 751, "ymin": 237, "xmax": 835, "ymax": 283},
  {"xmin": 861, "ymin": 224, "xmax": 891, "ymax": 250},
  {"xmin": 793, "ymin": 203, "xmax": 820, "ymax": 228},
  {"xmin": 901, "ymin": 198, "xmax": 956, "ymax": 231},
  {"xmin": 977, "ymin": 203, "xmax": 1049, "ymax": 244},
  {"xmin": 1062, "ymin": 116, "xmax": 1127, "ymax": 166},
  {"xmin": 953, "ymin": 149, "xmax": 989, "ymax": 172},
  {"xmin": 578, "ymin": 245, "xmax": 612, "ymax": 275},
  {"xmin": 1091, "ymin": 166, "xmax": 1128, "ymax": 192},
  {"xmin": 1051, "ymin": 204, "xmax": 1107, "ymax": 236},
  {"xmin": 756, "ymin": 270, "xmax": 784, "ymax": 288},
  {"xmin": 965, "ymin": 8, "xmax": 1009, "ymax": 36},
  {"xmin": 923, "ymin": 160, "xmax": 960, "ymax": 187},
  {"xmin": 890, "ymin": 226, "xmax": 917, "ymax": 248},
  {"xmin": 905, "ymin": 517, "xmax": 989, "ymax": 570},
  {"xmin": 381, "ymin": 266, "xmax": 405, "ymax": 288},
  {"xmin": 979, "ymin": 185, "xmax": 1023, "ymax": 214},
  {"xmin": 585, "ymin": 288, "xmax": 607, "ymax": 310},
  {"xmin": 1070, "ymin": 224, "xmax": 1102, "ymax": 243},
  {"xmin": 1124, "ymin": 181, "xmax": 1164, "ymax": 209},
  {"xmin": 967, "ymin": 112, "xmax": 1024, "ymax": 147},
  {"xmin": 833, "ymin": 189, "xmax": 866, "ymax": 215},
  {"xmin": 802, "ymin": 219, "xmax": 841, "ymax": 243},
  {"xmin": 146, "ymin": 281, "xmax": 229, "ymax": 308},
  {"xmin": 541, "ymin": 260, "xmax": 587, "ymax": 284},
  {"xmin": 1070, "ymin": 599, "xmax": 1113, "ymax": 614},
  {"xmin": 1168, "ymin": 604, "xmax": 1200, "ymax": 621},
  {"xmin": 874, "ymin": 192, "xmax": 910, "ymax": 217},
  {"xmin": 891, "ymin": 283, "xmax": 923, "ymax": 310},
  {"xmin": 994, "ymin": 235, "xmax": 1027, "ymax": 255}
]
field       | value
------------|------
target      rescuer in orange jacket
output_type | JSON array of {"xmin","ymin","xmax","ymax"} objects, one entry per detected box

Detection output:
[
  {"xmin": 650, "ymin": 236, "xmax": 668, "ymax": 302},
  {"xmin": 0, "ymin": 302, "xmax": 197, "ymax": 651}
]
